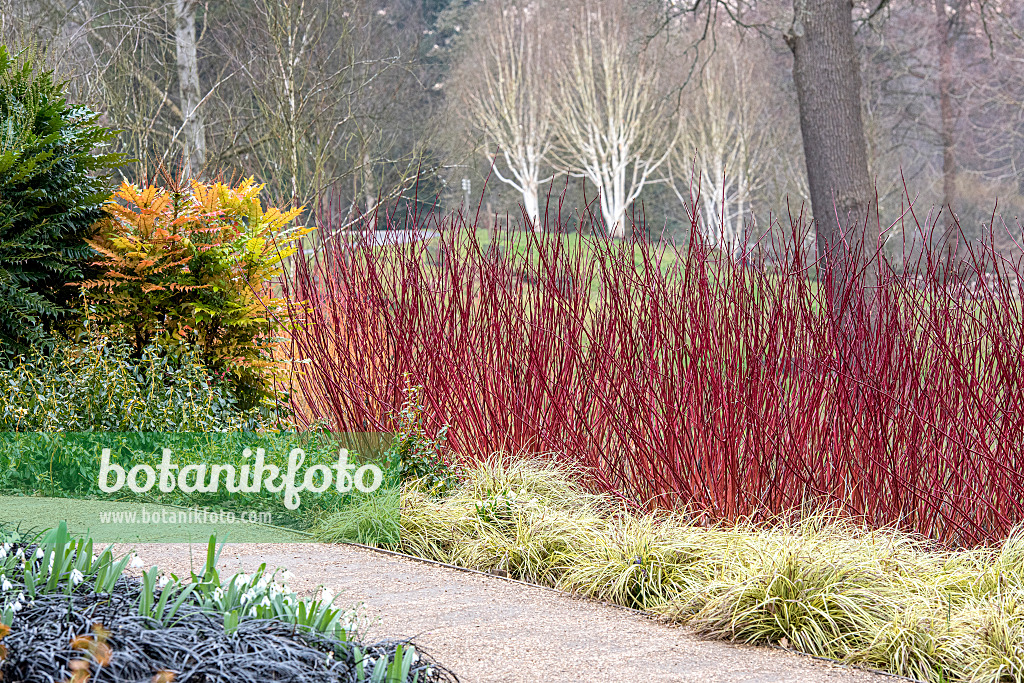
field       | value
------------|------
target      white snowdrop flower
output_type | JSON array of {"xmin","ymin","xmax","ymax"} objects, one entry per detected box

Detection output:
[
  {"xmin": 15, "ymin": 548, "xmax": 24, "ymax": 561},
  {"xmin": 47, "ymin": 556, "xmax": 54, "ymax": 571},
  {"xmin": 260, "ymin": 596, "xmax": 271, "ymax": 608},
  {"xmin": 0, "ymin": 543, "xmax": 9, "ymax": 559},
  {"xmin": 257, "ymin": 576, "xmax": 270, "ymax": 590},
  {"xmin": 212, "ymin": 587, "xmax": 224, "ymax": 601},
  {"xmin": 34, "ymin": 548, "xmax": 44, "ymax": 560},
  {"xmin": 319, "ymin": 587, "xmax": 335, "ymax": 604},
  {"xmin": 1, "ymin": 575, "xmax": 12, "ymax": 591},
  {"xmin": 282, "ymin": 570, "xmax": 295, "ymax": 582},
  {"xmin": 10, "ymin": 600, "xmax": 22, "ymax": 613},
  {"xmin": 376, "ymin": 8, "xmax": 386, "ymax": 15},
  {"xmin": 70, "ymin": 569, "xmax": 85, "ymax": 585},
  {"xmin": 157, "ymin": 576, "xmax": 170, "ymax": 590},
  {"xmin": 129, "ymin": 555, "xmax": 144, "ymax": 569},
  {"xmin": 236, "ymin": 573, "xmax": 250, "ymax": 584}
]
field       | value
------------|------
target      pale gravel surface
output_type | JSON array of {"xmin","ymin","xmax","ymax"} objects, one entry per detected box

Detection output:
[{"xmin": 113, "ymin": 541, "xmax": 896, "ymax": 683}]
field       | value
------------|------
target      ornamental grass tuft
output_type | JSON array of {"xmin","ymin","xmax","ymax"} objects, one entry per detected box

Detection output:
[{"xmin": 337, "ymin": 456, "xmax": 1024, "ymax": 681}]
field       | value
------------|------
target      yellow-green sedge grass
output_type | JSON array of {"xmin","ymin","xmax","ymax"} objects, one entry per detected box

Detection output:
[
  {"xmin": 938, "ymin": 591, "xmax": 1024, "ymax": 683},
  {"xmin": 680, "ymin": 541, "xmax": 905, "ymax": 659},
  {"xmin": 313, "ymin": 456, "xmax": 1024, "ymax": 681},
  {"xmin": 846, "ymin": 596, "xmax": 948, "ymax": 682},
  {"xmin": 456, "ymin": 453, "xmax": 609, "ymax": 514},
  {"xmin": 553, "ymin": 511, "xmax": 715, "ymax": 610},
  {"xmin": 447, "ymin": 504, "xmax": 597, "ymax": 585}
]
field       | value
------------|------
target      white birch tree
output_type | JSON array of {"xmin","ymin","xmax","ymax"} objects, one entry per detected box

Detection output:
[
  {"xmin": 458, "ymin": 0, "xmax": 555, "ymax": 228},
  {"xmin": 670, "ymin": 35, "xmax": 771, "ymax": 256},
  {"xmin": 551, "ymin": 8, "xmax": 676, "ymax": 238}
]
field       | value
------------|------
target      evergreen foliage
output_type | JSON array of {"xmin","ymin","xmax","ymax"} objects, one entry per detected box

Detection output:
[{"xmin": 0, "ymin": 45, "xmax": 123, "ymax": 350}]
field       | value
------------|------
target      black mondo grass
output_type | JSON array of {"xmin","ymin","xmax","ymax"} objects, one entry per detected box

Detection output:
[
  {"xmin": 0, "ymin": 526, "xmax": 457, "ymax": 683},
  {"xmin": 2, "ymin": 593, "xmax": 455, "ymax": 683}
]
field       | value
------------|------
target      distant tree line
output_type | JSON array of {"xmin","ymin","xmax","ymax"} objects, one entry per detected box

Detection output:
[{"xmin": 3, "ymin": 0, "xmax": 1023, "ymax": 254}]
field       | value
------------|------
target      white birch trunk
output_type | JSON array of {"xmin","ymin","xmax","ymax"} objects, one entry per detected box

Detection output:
[
  {"xmin": 173, "ymin": 0, "xmax": 206, "ymax": 178},
  {"xmin": 363, "ymin": 151, "xmax": 376, "ymax": 214},
  {"xmin": 522, "ymin": 179, "xmax": 540, "ymax": 229}
]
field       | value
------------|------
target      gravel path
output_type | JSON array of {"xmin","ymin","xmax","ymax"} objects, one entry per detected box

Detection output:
[{"xmin": 114, "ymin": 542, "xmax": 895, "ymax": 683}]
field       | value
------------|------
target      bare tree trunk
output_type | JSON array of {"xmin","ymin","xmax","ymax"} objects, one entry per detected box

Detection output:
[
  {"xmin": 362, "ymin": 151, "xmax": 376, "ymax": 215},
  {"xmin": 935, "ymin": 0, "xmax": 957, "ymax": 210},
  {"xmin": 607, "ymin": 165, "xmax": 628, "ymax": 239},
  {"xmin": 522, "ymin": 179, "xmax": 540, "ymax": 229},
  {"xmin": 174, "ymin": 0, "xmax": 206, "ymax": 178},
  {"xmin": 789, "ymin": 0, "xmax": 878, "ymax": 392},
  {"xmin": 934, "ymin": 0, "xmax": 959, "ymax": 271},
  {"xmin": 787, "ymin": 0, "xmax": 876, "ymax": 289}
]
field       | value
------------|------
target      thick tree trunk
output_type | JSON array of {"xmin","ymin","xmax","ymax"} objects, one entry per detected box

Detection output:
[
  {"xmin": 604, "ymin": 167, "xmax": 627, "ymax": 239},
  {"xmin": 789, "ymin": 0, "xmax": 878, "ymax": 389},
  {"xmin": 521, "ymin": 181, "xmax": 540, "ymax": 231},
  {"xmin": 788, "ymin": 0, "xmax": 876, "ymax": 291},
  {"xmin": 174, "ymin": 0, "xmax": 206, "ymax": 178}
]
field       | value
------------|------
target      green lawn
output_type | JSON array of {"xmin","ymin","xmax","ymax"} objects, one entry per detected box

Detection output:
[{"xmin": 0, "ymin": 495, "xmax": 310, "ymax": 544}]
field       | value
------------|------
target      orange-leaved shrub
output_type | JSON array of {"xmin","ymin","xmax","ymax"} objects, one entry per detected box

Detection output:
[{"xmin": 74, "ymin": 178, "xmax": 309, "ymax": 407}]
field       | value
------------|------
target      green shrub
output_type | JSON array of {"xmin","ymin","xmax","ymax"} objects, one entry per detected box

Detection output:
[
  {"xmin": 0, "ymin": 343, "xmax": 397, "ymax": 531},
  {"xmin": 383, "ymin": 385, "xmax": 461, "ymax": 496},
  {"xmin": 0, "ymin": 335, "xmax": 275, "ymax": 432},
  {"xmin": 0, "ymin": 45, "xmax": 123, "ymax": 350}
]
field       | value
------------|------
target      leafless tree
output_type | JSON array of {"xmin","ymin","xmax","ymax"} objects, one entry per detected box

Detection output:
[
  {"xmin": 1, "ymin": 0, "xmax": 440, "ymax": 217},
  {"xmin": 219, "ymin": 0, "xmax": 438, "ymax": 214},
  {"xmin": 552, "ymin": 5, "xmax": 678, "ymax": 238},
  {"xmin": 934, "ymin": 0, "xmax": 957, "ymax": 214},
  {"xmin": 454, "ymin": 0, "xmax": 557, "ymax": 227},
  {"xmin": 668, "ymin": 27, "xmax": 774, "ymax": 255}
]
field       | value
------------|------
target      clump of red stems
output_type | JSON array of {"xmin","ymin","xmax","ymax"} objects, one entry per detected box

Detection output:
[{"xmin": 282, "ymin": 188, "xmax": 1024, "ymax": 547}]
